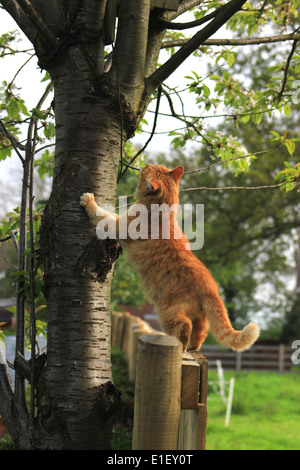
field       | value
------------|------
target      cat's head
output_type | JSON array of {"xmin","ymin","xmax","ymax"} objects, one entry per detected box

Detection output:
[{"xmin": 137, "ymin": 164, "xmax": 184, "ymax": 204}]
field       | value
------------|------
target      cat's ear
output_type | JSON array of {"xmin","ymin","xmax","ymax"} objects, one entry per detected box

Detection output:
[
  {"xmin": 170, "ymin": 166, "xmax": 184, "ymax": 183},
  {"xmin": 146, "ymin": 179, "xmax": 159, "ymax": 192}
]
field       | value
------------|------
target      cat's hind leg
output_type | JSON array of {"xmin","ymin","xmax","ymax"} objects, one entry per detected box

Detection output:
[
  {"xmin": 161, "ymin": 309, "xmax": 192, "ymax": 352},
  {"xmin": 188, "ymin": 316, "xmax": 209, "ymax": 351}
]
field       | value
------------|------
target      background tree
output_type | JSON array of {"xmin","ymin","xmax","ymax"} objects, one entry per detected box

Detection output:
[{"xmin": 0, "ymin": 0, "xmax": 299, "ymax": 450}]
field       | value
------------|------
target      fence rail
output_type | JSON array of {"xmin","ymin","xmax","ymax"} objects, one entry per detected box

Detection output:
[
  {"xmin": 201, "ymin": 343, "xmax": 297, "ymax": 374},
  {"xmin": 111, "ymin": 311, "xmax": 299, "ymax": 375}
]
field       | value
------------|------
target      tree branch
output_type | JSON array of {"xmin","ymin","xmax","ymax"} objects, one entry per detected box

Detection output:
[
  {"xmin": 158, "ymin": 3, "xmax": 227, "ymax": 30},
  {"xmin": 83, "ymin": 0, "xmax": 107, "ymax": 33},
  {"xmin": 145, "ymin": 10, "xmax": 167, "ymax": 78},
  {"xmin": 278, "ymin": 39, "xmax": 298, "ymax": 101},
  {"xmin": 161, "ymin": 32, "xmax": 300, "ymax": 48},
  {"xmin": 15, "ymin": 0, "xmax": 58, "ymax": 49},
  {"xmin": 81, "ymin": 0, "xmax": 108, "ymax": 74},
  {"xmin": 118, "ymin": 86, "xmax": 162, "ymax": 181},
  {"xmin": 147, "ymin": 0, "xmax": 248, "ymax": 91},
  {"xmin": 0, "ymin": 119, "xmax": 25, "ymax": 163},
  {"xmin": 162, "ymin": 86, "xmax": 213, "ymax": 147},
  {"xmin": 110, "ymin": 0, "xmax": 151, "ymax": 102},
  {"xmin": 161, "ymin": 0, "xmax": 204, "ymax": 22},
  {"xmin": 184, "ymin": 145, "xmax": 280, "ymax": 175},
  {"xmin": 14, "ymin": 81, "xmax": 53, "ymax": 424},
  {"xmin": 0, "ymin": 0, "xmax": 36, "ymax": 44},
  {"xmin": 180, "ymin": 181, "xmax": 286, "ymax": 193}
]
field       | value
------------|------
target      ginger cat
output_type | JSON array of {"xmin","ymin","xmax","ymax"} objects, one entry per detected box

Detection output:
[{"xmin": 80, "ymin": 163, "xmax": 259, "ymax": 352}]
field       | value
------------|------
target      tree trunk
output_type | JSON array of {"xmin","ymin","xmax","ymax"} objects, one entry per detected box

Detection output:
[{"xmin": 36, "ymin": 60, "xmax": 123, "ymax": 449}]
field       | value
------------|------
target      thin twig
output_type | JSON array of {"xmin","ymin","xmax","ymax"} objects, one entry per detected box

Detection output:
[
  {"xmin": 4, "ymin": 258, "xmax": 18, "ymax": 270},
  {"xmin": 161, "ymin": 32, "xmax": 300, "ymax": 48},
  {"xmin": 255, "ymin": 0, "xmax": 268, "ymax": 24},
  {"xmin": 9, "ymin": 230, "xmax": 19, "ymax": 261},
  {"xmin": 277, "ymin": 39, "xmax": 298, "ymax": 101},
  {"xmin": 9, "ymin": 52, "xmax": 35, "ymax": 88},
  {"xmin": 145, "ymin": 97, "xmax": 292, "ymax": 122},
  {"xmin": 158, "ymin": 3, "xmax": 227, "ymax": 30},
  {"xmin": 0, "ymin": 119, "xmax": 25, "ymax": 163},
  {"xmin": 1, "ymin": 48, "xmax": 34, "ymax": 57},
  {"xmin": 0, "ymin": 235, "xmax": 12, "ymax": 243},
  {"xmin": 29, "ymin": 120, "xmax": 38, "ymax": 427},
  {"xmin": 115, "ymin": 179, "xmax": 287, "ymax": 210},
  {"xmin": 162, "ymin": 0, "xmax": 205, "ymax": 22},
  {"xmin": 118, "ymin": 86, "xmax": 163, "ymax": 181},
  {"xmin": 14, "ymin": 81, "xmax": 53, "ymax": 421},
  {"xmin": 180, "ymin": 181, "xmax": 286, "ymax": 192},
  {"xmin": 162, "ymin": 86, "xmax": 213, "ymax": 147},
  {"xmin": 35, "ymin": 142, "xmax": 55, "ymax": 154},
  {"xmin": 184, "ymin": 145, "xmax": 281, "ymax": 174}
]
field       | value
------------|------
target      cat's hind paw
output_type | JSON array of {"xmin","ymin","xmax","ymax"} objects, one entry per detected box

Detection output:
[{"xmin": 80, "ymin": 193, "xmax": 95, "ymax": 207}]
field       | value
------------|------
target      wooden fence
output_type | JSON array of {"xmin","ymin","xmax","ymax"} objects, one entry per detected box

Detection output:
[
  {"xmin": 111, "ymin": 311, "xmax": 297, "ymax": 375},
  {"xmin": 111, "ymin": 311, "xmax": 208, "ymax": 450},
  {"xmin": 200, "ymin": 343, "xmax": 297, "ymax": 375},
  {"xmin": 110, "ymin": 311, "xmax": 298, "ymax": 450}
]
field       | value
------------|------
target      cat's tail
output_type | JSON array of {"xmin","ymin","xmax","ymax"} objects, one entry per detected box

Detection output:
[{"xmin": 205, "ymin": 295, "xmax": 260, "ymax": 351}]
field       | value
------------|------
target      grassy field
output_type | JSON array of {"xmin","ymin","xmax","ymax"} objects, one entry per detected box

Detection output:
[{"xmin": 205, "ymin": 370, "xmax": 300, "ymax": 450}]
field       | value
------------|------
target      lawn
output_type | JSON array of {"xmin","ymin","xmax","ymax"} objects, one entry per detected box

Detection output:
[
  {"xmin": 111, "ymin": 348, "xmax": 300, "ymax": 450},
  {"xmin": 205, "ymin": 369, "xmax": 300, "ymax": 450}
]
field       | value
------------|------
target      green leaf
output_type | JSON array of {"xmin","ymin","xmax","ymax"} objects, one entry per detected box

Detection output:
[
  {"xmin": 7, "ymin": 98, "xmax": 20, "ymax": 119},
  {"xmin": 31, "ymin": 108, "xmax": 48, "ymax": 120},
  {"xmin": 284, "ymin": 104, "xmax": 291, "ymax": 117},
  {"xmin": 284, "ymin": 140, "xmax": 295, "ymax": 156},
  {"xmin": 227, "ymin": 53, "xmax": 235, "ymax": 67},
  {"xmin": 285, "ymin": 182, "xmax": 297, "ymax": 192},
  {"xmin": 44, "ymin": 122, "xmax": 55, "ymax": 139},
  {"xmin": 202, "ymin": 83, "xmax": 210, "ymax": 98},
  {"xmin": 252, "ymin": 112, "xmax": 263, "ymax": 125},
  {"xmin": 269, "ymin": 131, "xmax": 280, "ymax": 140}
]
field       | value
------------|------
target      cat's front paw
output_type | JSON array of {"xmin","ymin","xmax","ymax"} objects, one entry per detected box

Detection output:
[{"xmin": 80, "ymin": 193, "xmax": 95, "ymax": 207}]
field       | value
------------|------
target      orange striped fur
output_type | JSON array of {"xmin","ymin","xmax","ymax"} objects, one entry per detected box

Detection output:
[{"xmin": 81, "ymin": 164, "xmax": 259, "ymax": 352}]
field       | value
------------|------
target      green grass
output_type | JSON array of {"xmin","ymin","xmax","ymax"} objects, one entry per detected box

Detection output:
[
  {"xmin": 111, "ymin": 347, "xmax": 300, "ymax": 450},
  {"xmin": 206, "ymin": 370, "xmax": 300, "ymax": 450}
]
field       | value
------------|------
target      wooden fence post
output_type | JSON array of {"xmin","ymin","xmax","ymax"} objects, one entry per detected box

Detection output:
[
  {"xmin": 111, "ymin": 311, "xmax": 123, "ymax": 348},
  {"xmin": 128, "ymin": 320, "xmax": 160, "ymax": 382},
  {"xmin": 177, "ymin": 351, "xmax": 208, "ymax": 450},
  {"xmin": 279, "ymin": 344, "xmax": 285, "ymax": 375},
  {"xmin": 178, "ymin": 353, "xmax": 200, "ymax": 450},
  {"xmin": 132, "ymin": 334, "xmax": 182, "ymax": 450},
  {"xmin": 120, "ymin": 312, "xmax": 135, "ymax": 357},
  {"xmin": 236, "ymin": 351, "xmax": 242, "ymax": 375},
  {"xmin": 192, "ymin": 351, "xmax": 208, "ymax": 450}
]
